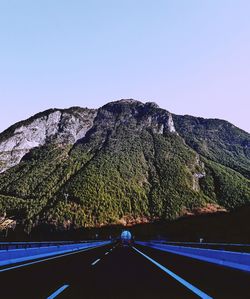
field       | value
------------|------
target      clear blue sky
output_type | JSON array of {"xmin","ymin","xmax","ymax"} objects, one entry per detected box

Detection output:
[{"xmin": 0, "ymin": 0, "xmax": 249, "ymax": 133}]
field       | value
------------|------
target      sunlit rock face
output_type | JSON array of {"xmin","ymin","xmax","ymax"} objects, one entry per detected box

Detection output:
[{"xmin": 0, "ymin": 108, "xmax": 97, "ymax": 173}]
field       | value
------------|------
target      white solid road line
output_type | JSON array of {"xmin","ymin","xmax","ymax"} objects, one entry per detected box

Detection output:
[
  {"xmin": 91, "ymin": 258, "xmax": 101, "ymax": 266},
  {"xmin": 47, "ymin": 284, "xmax": 69, "ymax": 299},
  {"xmin": 105, "ymin": 252, "xmax": 109, "ymax": 255},
  {"xmin": 133, "ymin": 247, "xmax": 213, "ymax": 299},
  {"xmin": 0, "ymin": 245, "xmax": 106, "ymax": 273}
]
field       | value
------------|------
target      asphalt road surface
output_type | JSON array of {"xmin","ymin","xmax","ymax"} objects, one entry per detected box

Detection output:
[{"xmin": 0, "ymin": 243, "xmax": 250, "ymax": 299}]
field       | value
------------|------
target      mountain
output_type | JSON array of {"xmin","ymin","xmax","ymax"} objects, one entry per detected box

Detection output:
[{"xmin": 0, "ymin": 99, "xmax": 249, "ymax": 233}]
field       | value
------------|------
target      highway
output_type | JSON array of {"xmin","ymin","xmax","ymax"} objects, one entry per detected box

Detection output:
[{"xmin": 0, "ymin": 243, "xmax": 250, "ymax": 298}]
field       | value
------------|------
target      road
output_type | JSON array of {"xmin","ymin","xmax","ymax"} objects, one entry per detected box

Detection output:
[{"xmin": 0, "ymin": 243, "xmax": 250, "ymax": 298}]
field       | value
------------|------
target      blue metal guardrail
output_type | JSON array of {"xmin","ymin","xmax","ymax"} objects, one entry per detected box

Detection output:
[
  {"xmin": 149, "ymin": 240, "xmax": 250, "ymax": 253},
  {"xmin": 136, "ymin": 241, "xmax": 250, "ymax": 272},
  {"xmin": 0, "ymin": 240, "xmax": 101, "ymax": 250},
  {"xmin": 0, "ymin": 241, "xmax": 111, "ymax": 268}
]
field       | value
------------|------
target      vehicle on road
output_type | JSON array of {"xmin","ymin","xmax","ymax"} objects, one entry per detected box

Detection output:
[{"xmin": 119, "ymin": 230, "xmax": 133, "ymax": 247}]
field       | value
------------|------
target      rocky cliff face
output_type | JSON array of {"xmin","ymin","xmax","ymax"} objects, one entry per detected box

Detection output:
[
  {"xmin": 0, "ymin": 99, "xmax": 249, "ymax": 232},
  {"xmin": 0, "ymin": 108, "xmax": 97, "ymax": 173},
  {"xmin": 94, "ymin": 100, "xmax": 176, "ymax": 135}
]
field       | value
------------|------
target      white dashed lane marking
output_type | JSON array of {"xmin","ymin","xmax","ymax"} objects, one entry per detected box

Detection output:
[
  {"xmin": 47, "ymin": 284, "xmax": 69, "ymax": 299},
  {"xmin": 91, "ymin": 259, "xmax": 101, "ymax": 266}
]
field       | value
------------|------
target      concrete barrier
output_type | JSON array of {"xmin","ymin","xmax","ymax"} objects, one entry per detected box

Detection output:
[
  {"xmin": 0, "ymin": 241, "xmax": 110, "ymax": 268},
  {"xmin": 136, "ymin": 241, "xmax": 250, "ymax": 272}
]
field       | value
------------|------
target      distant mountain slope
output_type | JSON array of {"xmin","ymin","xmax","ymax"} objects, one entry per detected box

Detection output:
[
  {"xmin": 173, "ymin": 115, "xmax": 250, "ymax": 178},
  {"xmin": 0, "ymin": 99, "xmax": 249, "ymax": 232}
]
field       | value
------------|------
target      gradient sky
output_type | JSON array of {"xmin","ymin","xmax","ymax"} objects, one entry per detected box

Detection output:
[{"xmin": 0, "ymin": 0, "xmax": 249, "ymax": 133}]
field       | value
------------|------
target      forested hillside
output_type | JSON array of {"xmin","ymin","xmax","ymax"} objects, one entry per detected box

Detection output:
[{"xmin": 0, "ymin": 100, "xmax": 249, "ymax": 233}]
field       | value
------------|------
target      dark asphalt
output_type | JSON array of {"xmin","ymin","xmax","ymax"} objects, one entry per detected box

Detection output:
[{"xmin": 0, "ymin": 243, "xmax": 249, "ymax": 299}]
